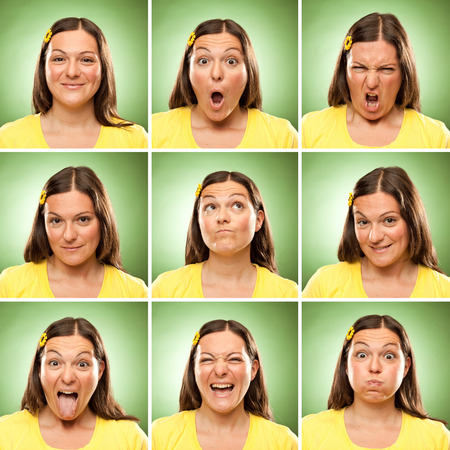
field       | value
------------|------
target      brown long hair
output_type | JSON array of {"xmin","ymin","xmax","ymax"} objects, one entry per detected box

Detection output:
[
  {"xmin": 21, "ymin": 317, "xmax": 139, "ymax": 421},
  {"xmin": 328, "ymin": 314, "xmax": 446, "ymax": 425},
  {"xmin": 24, "ymin": 166, "xmax": 123, "ymax": 270},
  {"xmin": 338, "ymin": 166, "xmax": 443, "ymax": 274},
  {"xmin": 328, "ymin": 13, "xmax": 420, "ymax": 112},
  {"xmin": 179, "ymin": 319, "xmax": 273, "ymax": 420},
  {"xmin": 169, "ymin": 19, "xmax": 262, "ymax": 110},
  {"xmin": 185, "ymin": 171, "xmax": 277, "ymax": 273},
  {"xmin": 33, "ymin": 17, "xmax": 133, "ymax": 128}
]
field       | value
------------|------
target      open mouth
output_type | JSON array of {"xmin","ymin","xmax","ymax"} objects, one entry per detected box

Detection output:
[
  {"xmin": 210, "ymin": 92, "xmax": 224, "ymax": 109},
  {"xmin": 365, "ymin": 93, "xmax": 379, "ymax": 111},
  {"xmin": 57, "ymin": 391, "xmax": 79, "ymax": 418},
  {"xmin": 210, "ymin": 383, "xmax": 234, "ymax": 392}
]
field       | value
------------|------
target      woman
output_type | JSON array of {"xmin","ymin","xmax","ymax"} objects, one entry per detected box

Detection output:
[
  {"xmin": 152, "ymin": 319, "xmax": 298, "ymax": 449},
  {"xmin": 302, "ymin": 314, "xmax": 450, "ymax": 449},
  {"xmin": 302, "ymin": 166, "xmax": 450, "ymax": 297},
  {"xmin": 302, "ymin": 12, "xmax": 449, "ymax": 148},
  {"xmin": 152, "ymin": 171, "xmax": 298, "ymax": 298},
  {"xmin": 0, "ymin": 317, "xmax": 148, "ymax": 449},
  {"xmin": 0, "ymin": 17, "xmax": 147, "ymax": 148},
  {"xmin": 0, "ymin": 166, "xmax": 148, "ymax": 298},
  {"xmin": 152, "ymin": 19, "xmax": 298, "ymax": 148}
]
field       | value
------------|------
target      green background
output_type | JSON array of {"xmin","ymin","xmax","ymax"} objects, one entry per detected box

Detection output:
[
  {"xmin": 302, "ymin": 302, "xmax": 450, "ymax": 428},
  {"xmin": 302, "ymin": 0, "xmax": 450, "ymax": 128},
  {"xmin": 152, "ymin": 152, "xmax": 298, "ymax": 283},
  {"xmin": 0, "ymin": 152, "xmax": 148, "ymax": 285},
  {"xmin": 0, "ymin": 0, "xmax": 148, "ymax": 130},
  {"xmin": 302, "ymin": 152, "xmax": 450, "ymax": 289},
  {"xmin": 152, "ymin": 0, "xmax": 298, "ymax": 130},
  {"xmin": 0, "ymin": 302, "xmax": 148, "ymax": 434},
  {"xmin": 152, "ymin": 301, "xmax": 298, "ymax": 434}
]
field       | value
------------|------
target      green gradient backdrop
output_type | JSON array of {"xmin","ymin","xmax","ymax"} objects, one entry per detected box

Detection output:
[
  {"xmin": 302, "ymin": 302, "xmax": 450, "ymax": 428},
  {"xmin": 152, "ymin": 0, "xmax": 298, "ymax": 130},
  {"xmin": 0, "ymin": 302, "xmax": 148, "ymax": 434},
  {"xmin": 0, "ymin": 152, "xmax": 148, "ymax": 284},
  {"xmin": 302, "ymin": 0, "xmax": 450, "ymax": 127},
  {"xmin": 302, "ymin": 152, "xmax": 450, "ymax": 289},
  {"xmin": 152, "ymin": 152, "xmax": 298, "ymax": 283},
  {"xmin": 0, "ymin": 0, "xmax": 148, "ymax": 130},
  {"xmin": 152, "ymin": 302, "xmax": 298, "ymax": 434}
]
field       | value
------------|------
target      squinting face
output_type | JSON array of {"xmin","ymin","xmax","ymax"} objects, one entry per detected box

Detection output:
[
  {"xmin": 346, "ymin": 40, "xmax": 402, "ymax": 121},
  {"xmin": 194, "ymin": 330, "xmax": 259, "ymax": 415},
  {"xmin": 189, "ymin": 32, "xmax": 248, "ymax": 123},
  {"xmin": 346, "ymin": 328, "xmax": 410, "ymax": 404},
  {"xmin": 40, "ymin": 335, "xmax": 104, "ymax": 421},
  {"xmin": 44, "ymin": 190, "xmax": 101, "ymax": 268},
  {"xmin": 198, "ymin": 180, "xmax": 264, "ymax": 257},
  {"xmin": 353, "ymin": 192, "xmax": 410, "ymax": 269},
  {"xmin": 45, "ymin": 29, "xmax": 102, "ymax": 110}
]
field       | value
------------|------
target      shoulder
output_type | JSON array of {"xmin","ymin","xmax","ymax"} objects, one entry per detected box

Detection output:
[
  {"xmin": 0, "ymin": 409, "xmax": 33, "ymax": 427},
  {"xmin": 152, "ymin": 107, "xmax": 192, "ymax": 148},
  {"xmin": 0, "ymin": 410, "xmax": 36, "ymax": 444},
  {"xmin": 0, "ymin": 261, "xmax": 44, "ymax": 298},
  {"xmin": 102, "ymin": 265, "xmax": 148, "ymax": 298},
  {"xmin": 99, "ymin": 120, "xmax": 148, "ymax": 148},
  {"xmin": 306, "ymin": 261, "xmax": 357, "ymax": 281},
  {"xmin": 302, "ymin": 409, "xmax": 340, "ymax": 427},
  {"xmin": 404, "ymin": 109, "xmax": 450, "ymax": 147},
  {"xmin": 152, "ymin": 107, "xmax": 189, "ymax": 122},
  {"xmin": 302, "ymin": 410, "xmax": 345, "ymax": 448},
  {"xmin": 255, "ymin": 265, "xmax": 298, "ymax": 298},
  {"xmin": 302, "ymin": 106, "xmax": 343, "ymax": 124},
  {"xmin": 152, "ymin": 411, "xmax": 192, "ymax": 431},
  {"xmin": 96, "ymin": 417, "xmax": 148, "ymax": 446},
  {"xmin": 0, "ymin": 115, "xmax": 41, "ymax": 148},
  {"xmin": 152, "ymin": 264, "xmax": 202, "ymax": 298},
  {"xmin": 250, "ymin": 414, "xmax": 298, "ymax": 445},
  {"xmin": 0, "ymin": 115, "xmax": 38, "ymax": 131},
  {"xmin": 402, "ymin": 413, "xmax": 450, "ymax": 445},
  {"xmin": 414, "ymin": 265, "xmax": 450, "ymax": 298},
  {"xmin": 247, "ymin": 109, "xmax": 298, "ymax": 148}
]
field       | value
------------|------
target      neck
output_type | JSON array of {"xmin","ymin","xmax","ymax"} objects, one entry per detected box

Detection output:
[
  {"xmin": 347, "ymin": 103, "xmax": 403, "ymax": 128},
  {"xmin": 47, "ymin": 254, "xmax": 103, "ymax": 280},
  {"xmin": 191, "ymin": 104, "xmax": 247, "ymax": 130},
  {"xmin": 361, "ymin": 256, "xmax": 417, "ymax": 280},
  {"xmin": 203, "ymin": 248, "xmax": 255, "ymax": 279},
  {"xmin": 196, "ymin": 402, "xmax": 249, "ymax": 432},
  {"xmin": 345, "ymin": 397, "xmax": 400, "ymax": 425},
  {"xmin": 44, "ymin": 100, "xmax": 98, "ymax": 129}
]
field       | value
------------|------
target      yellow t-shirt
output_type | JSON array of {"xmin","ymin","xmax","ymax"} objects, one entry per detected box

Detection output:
[
  {"xmin": 152, "ymin": 410, "xmax": 298, "ymax": 450},
  {"xmin": 0, "ymin": 410, "xmax": 148, "ymax": 450},
  {"xmin": 0, "ymin": 114, "xmax": 148, "ymax": 148},
  {"xmin": 301, "ymin": 105, "xmax": 450, "ymax": 148},
  {"xmin": 0, "ymin": 260, "xmax": 148, "ymax": 298},
  {"xmin": 302, "ymin": 261, "xmax": 450, "ymax": 298},
  {"xmin": 302, "ymin": 408, "xmax": 450, "ymax": 450},
  {"xmin": 152, "ymin": 106, "xmax": 298, "ymax": 148},
  {"xmin": 152, "ymin": 262, "xmax": 298, "ymax": 298}
]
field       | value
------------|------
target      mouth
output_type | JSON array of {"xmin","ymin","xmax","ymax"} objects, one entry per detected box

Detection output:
[
  {"xmin": 210, "ymin": 383, "xmax": 234, "ymax": 396},
  {"xmin": 62, "ymin": 84, "xmax": 84, "ymax": 90},
  {"xmin": 367, "ymin": 379, "xmax": 383, "ymax": 386},
  {"xmin": 210, "ymin": 91, "xmax": 224, "ymax": 110},
  {"xmin": 364, "ymin": 93, "xmax": 379, "ymax": 112},
  {"xmin": 57, "ymin": 391, "xmax": 79, "ymax": 418},
  {"xmin": 62, "ymin": 246, "xmax": 82, "ymax": 252},
  {"xmin": 370, "ymin": 244, "xmax": 392, "ymax": 253}
]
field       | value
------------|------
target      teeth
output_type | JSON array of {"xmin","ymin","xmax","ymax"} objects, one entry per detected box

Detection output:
[
  {"xmin": 367, "ymin": 94, "xmax": 377, "ymax": 97},
  {"xmin": 211, "ymin": 384, "xmax": 233, "ymax": 389},
  {"xmin": 59, "ymin": 391, "xmax": 76, "ymax": 395}
]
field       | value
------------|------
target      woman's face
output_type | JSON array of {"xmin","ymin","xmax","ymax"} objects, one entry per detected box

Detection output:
[
  {"xmin": 189, "ymin": 32, "xmax": 248, "ymax": 123},
  {"xmin": 194, "ymin": 330, "xmax": 259, "ymax": 415},
  {"xmin": 45, "ymin": 29, "xmax": 102, "ymax": 110},
  {"xmin": 44, "ymin": 190, "xmax": 101, "ymax": 268},
  {"xmin": 346, "ymin": 40, "xmax": 402, "ymax": 121},
  {"xmin": 353, "ymin": 192, "xmax": 410, "ymax": 269},
  {"xmin": 346, "ymin": 328, "xmax": 410, "ymax": 405},
  {"xmin": 198, "ymin": 180, "xmax": 264, "ymax": 257},
  {"xmin": 40, "ymin": 335, "xmax": 104, "ymax": 421}
]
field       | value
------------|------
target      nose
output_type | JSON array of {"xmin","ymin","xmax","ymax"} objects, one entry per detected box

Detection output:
[
  {"xmin": 216, "ymin": 207, "xmax": 230, "ymax": 223},
  {"xmin": 213, "ymin": 359, "xmax": 229, "ymax": 376},
  {"xmin": 365, "ymin": 70, "xmax": 379, "ymax": 89},
  {"xmin": 211, "ymin": 60, "xmax": 223, "ymax": 81},
  {"xmin": 66, "ymin": 59, "xmax": 80, "ymax": 78},
  {"xmin": 369, "ymin": 223, "xmax": 384, "ymax": 243},
  {"xmin": 369, "ymin": 356, "xmax": 382, "ymax": 374},
  {"xmin": 61, "ymin": 365, "xmax": 76, "ymax": 383},
  {"xmin": 63, "ymin": 222, "xmax": 77, "ymax": 241}
]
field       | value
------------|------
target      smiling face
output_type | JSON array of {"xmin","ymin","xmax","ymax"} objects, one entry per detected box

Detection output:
[
  {"xmin": 40, "ymin": 335, "xmax": 104, "ymax": 421},
  {"xmin": 346, "ymin": 40, "xmax": 402, "ymax": 121},
  {"xmin": 45, "ymin": 29, "xmax": 102, "ymax": 110},
  {"xmin": 189, "ymin": 32, "xmax": 248, "ymax": 123},
  {"xmin": 346, "ymin": 328, "xmax": 410, "ymax": 405},
  {"xmin": 353, "ymin": 191, "xmax": 410, "ymax": 269},
  {"xmin": 194, "ymin": 330, "xmax": 259, "ymax": 415},
  {"xmin": 44, "ymin": 190, "xmax": 101, "ymax": 268},
  {"xmin": 198, "ymin": 180, "xmax": 264, "ymax": 257}
]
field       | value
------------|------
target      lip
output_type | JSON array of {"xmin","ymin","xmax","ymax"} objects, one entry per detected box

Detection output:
[
  {"xmin": 364, "ymin": 91, "xmax": 380, "ymax": 113},
  {"xmin": 370, "ymin": 244, "xmax": 392, "ymax": 254},
  {"xmin": 209, "ymin": 89, "xmax": 225, "ymax": 111},
  {"xmin": 367, "ymin": 379, "xmax": 383, "ymax": 386},
  {"xmin": 62, "ymin": 83, "xmax": 84, "ymax": 90},
  {"xmin": 62, "ymin": 246, "xmax": 82, "ymax": 252},
  {"xmin": 210, "ymin": 383, "xmax": 235, "ymax": 397},
  {"xmin": 216, "ymin": 229, "xmax": 233, "ymax": 234}
]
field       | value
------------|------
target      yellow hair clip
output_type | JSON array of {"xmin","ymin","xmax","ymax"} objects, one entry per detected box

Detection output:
[
  {"xmin": 39, "ymin": 190, "xmax": 47, "ymax": 205},
  {"xmin": 39, "ymin": 332, "xmax": 48, "ymax": 347},
  {"xmin": 344, "ymin": 35, "xmax": 352, "ymax": 51},
  {"xmin": 188, "ymin": 32, "xmax": 196, "ymax": 47},
  {"xmin": 44, "ymin": 29, "xmax": 52, "ymax": 44},
  {"xmin": 193, "ymin": 331, "xmax": 200, "ymax": 346},
  {"xmin": 348, "ymin": 192, "xmax": 354, "ymax": 207},
  {"xmin": 346, "ymin": 326, "xmax": 355, "ymax": 341}
]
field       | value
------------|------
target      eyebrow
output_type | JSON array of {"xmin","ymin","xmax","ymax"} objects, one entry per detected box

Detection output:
[
  {"xmin": 195, "ymin": 46, "xmax": 243, "ymax": 54},
  {"xmin": 352, "ymin": 60, "xmax": 398, "ymax": 67},
  {"xmin": 50, "ymin": 49, "xmax": 97, "ymax": 56},
  {"xmin": 354, "ymin": 210, "xmax": 399, "ymax": 218},
  {"xmin": 46, "ymin": 350, "xmax": 93, "ymax": 358},
  {"xmin": 201, "ymin": 193, "xmax": 247, "ymax": 200},
  {"xmin": 353, "ymin": 342, "xmax": 399, "ymax": 349},
  {"xmin": 200, "ymin": 352, "xmax": 244, "ymax": 357},
  {"xmin": 47, "ymin": 211, "xmax": 95, "ymax": 217}
]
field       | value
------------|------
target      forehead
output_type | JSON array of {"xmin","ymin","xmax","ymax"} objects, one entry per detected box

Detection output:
[
  {"xmin": 49, "ymin": 29, "xmax": 99, "ymax": 54},
  {"xmin": 198, "ymin": 330, "xmax": 247, "ymax": 354},
  {"xmin": 348, "ymin": 40, "xmax": 399, "ymax": 66},
  {"xmin": 45, "ymin": 190, "xmax": 95, "ymax": 215},
  {"xmin": 200, "ymin": 180, "xmax": 250, "ymax": 200},
  {"xmin": 193, "ymin": 32, "xmax": 243, "ymax": 53},
  {"xmin": 43, "ymin": 335, "xmax": 95, "ymax": 356},
  {"xmin": 351, "ymin": 327, "xmax": 402, "ymax": 348},
  {"xmin": 353, "ymin": 191, "xmax": 400, "ymax": 215}
]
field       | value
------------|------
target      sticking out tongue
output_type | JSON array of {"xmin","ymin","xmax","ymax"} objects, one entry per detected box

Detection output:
[
  {"xmin": 57, "ymin": 393, "xmax": 78, "ymax": 418},
  {"xmin": 212, "ymin": 92, "xmax": 223, "ymax": 104}
]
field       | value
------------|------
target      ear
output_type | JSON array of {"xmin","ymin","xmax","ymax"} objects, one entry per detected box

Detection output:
[
  {"xmin": 250, "ymin": 359, "xmax": 259, "ymax": 381},
  {"xmin": 255, "ymin": 210, "xmax": 264, "ymax": 232},
  {"xmin": 403, "ymin": 356, "xmax": 411, "ymax": 378},
  {"xmin": 98, "ymin": 360, "xmax": 105, "ymax": 381}
]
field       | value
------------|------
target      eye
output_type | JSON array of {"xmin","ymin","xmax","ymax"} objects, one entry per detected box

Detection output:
[
  {"xmin": 49, "ymin": 360, "xmax": 60, "ymax": 367},
  {"xmin": 78, "ymin": 361, "xmax": 89, "ymax": 368},
  {"xmin": 50, "ymin": 218, "xmax": 62, "ymax": 225},
  {"xmin": 226, "ymin": 58, "xmax": 238, "ymax": 65},
  {"xmin": 78, "ymin": 216, "xmax": 91, "ymax": 224},
  {"xmin": 229, "ymin": 357, "xmax": 243, "ymax": 363},
  {"xmin": 352, "ymin": 66, "xmax": 366, "ymax": 73},
  {"xmin": 356, "ymin": 219, "xmax": 368, "ymax": 227},
  {"xmin": 384, "ymin": 217, "xmax": 396, "ymax": 225},
  {"xmin": 52, "ymin": 56, "xmax": 65, "ymax": 63},
  {"xmin": 204, "ymin": 204, "xmax": 216, "ymax": 212},
  {"xmin": 381, "ymin": 67, "xmax": 394, "ymax": 73},
  {"xmin": 385, "ymin": 353, "xmax": 396, "ymax": 360},
  {"xmin": 200, "ymin": 358, "xmax": 214, "ymax": 364},
  {"xmin": 198, "ymin": 58, "xmax": 209, "ymax": 65},
  {"xmin": 232, "ymin": 202, "xmax": 243, "ymax": 210},
  {"xmin": 355, "ymin": 351, "xmax": 367, "ymax": 358},
  {"xmin": 81, "ymin": 57, "xmax": 94, "ymax": 64}
]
